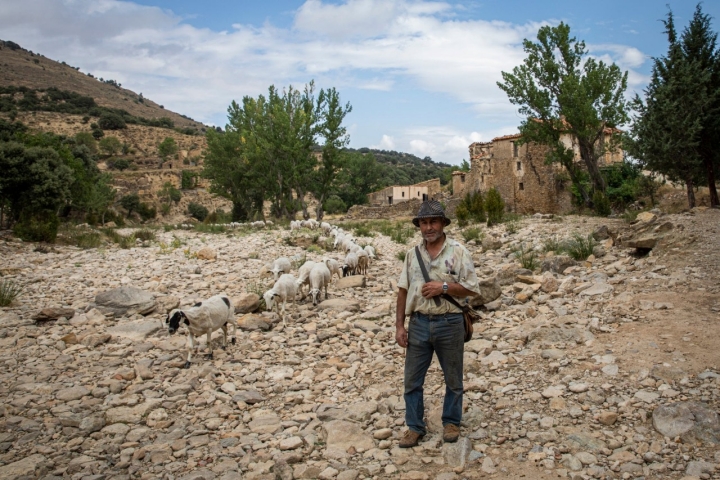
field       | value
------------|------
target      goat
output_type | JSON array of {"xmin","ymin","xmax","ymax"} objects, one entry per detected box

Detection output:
[
  {"xmin": 308, "ymin": 263, "xmax": 331, "ymax": 306},
  {"xmin": 263, "ymin": 273, "xmax": 298, "ymax": 326},
  {"xmin": 166, "ymin": 295, "xmax": 236, "ymax": 369}
]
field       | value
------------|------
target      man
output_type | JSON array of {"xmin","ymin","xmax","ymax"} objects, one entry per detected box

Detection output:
[{"xmin": 396, "ymin": 200, "xmax": 480, "ymax": 448}]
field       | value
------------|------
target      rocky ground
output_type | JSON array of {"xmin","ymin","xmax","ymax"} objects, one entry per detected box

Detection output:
[{"xmin": 0, "ymin": 207, "xmax": 719, "ymax": 480}]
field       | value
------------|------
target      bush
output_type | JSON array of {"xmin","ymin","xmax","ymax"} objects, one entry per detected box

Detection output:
[
  {"xmin": 565, "ymin": 233, "xmax": 597, "ymax": 261},
  {"xmin": 353, "ymin": 224, "xmax": 374, "ymax": 237},
  {"xmin": 455, "ymin": 204, "xmax": 469, "ymax": 228},
  {"xmin": 461, "ymin": 227, "xmax": 483, "ymax": 243},
  {"xmin": 58, "ymin": 225, "xmax": 102, "ymax": 249},
  {"xmin": 324, "ymin": 195, "xmax": 347, "ymax": 214},
  {"xmin": 111, "ymin": 158, "xmax": 130, "ymax": 171},
  {"xmin": 458, "ymin": 191, "xmax": 485, "ymax": 224},
  {"xmin": 512, "ymin": 243, "xmax": 538, "ymax": 270},
  {"xmin": 161, "ymin": 203, "xmax": 171, "ymax": 216},
  {"xmin": 158, "ymin": 137, "xmax": 178, "ymax": 159},
  {"xmin": 120, "ymin": 194, "xmax": 140, "ymax": 217},
  {"xmin": 542, "ymin": 235, "xmax": 564, "ymax": 253},
  {"xmin": 137, "ymin": 203, "xmax": 156, "ymax": 221},
  {"xmin": 188, "ymin": 202, "xmax": 208, "ymax": 221},
  {"xmin": 98, "ymin": 112, "xmax": 127, "ymax": 130},
  {"xmin": 181, "ymin": 170, "xmax": 196, "ymax": 189},
  {"xmin": 99, "ymin": 136, "xmax": 122, "ymax": 156},
  {"xmin": 505, "ymin": 220, "xmax": 520, "ymax": 234},
  {"xmin": 0, "ymin": 279, "xmax": 23, "ymax": 307},
  {"xmin": 74, "ymin": 132, "xmax": 97, "ymax": 153},
  {"xmin": 396, "ymin": 251, "xmax": 406, "ymax": 262},
  {"xmin": 592, "ymin": 191, "xmax": 612, "ymax": 216},
  {"xmin": 91, "ymin": 127, "xmax": 104, "ymax": 140},
  {"xmin": 485, "ymin": 188, "xmax": 505, "ymax": 225},
  {"xmin": 13, "ymin": 210, "xmax": 59, "ymax": 242},
  {"xmin": 135, "ymin": 228, "xmax": 156, "ymax": 241}
]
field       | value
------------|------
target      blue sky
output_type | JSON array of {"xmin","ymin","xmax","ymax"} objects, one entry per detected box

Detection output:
[{"xmin": 1, "ymin": 0, "xmax": 717, "ymax": 165}]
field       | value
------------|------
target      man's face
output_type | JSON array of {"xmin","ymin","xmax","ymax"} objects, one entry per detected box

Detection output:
[{"xmin": 419, "ymin": 217, "xmax": 445, "ymax": 244}]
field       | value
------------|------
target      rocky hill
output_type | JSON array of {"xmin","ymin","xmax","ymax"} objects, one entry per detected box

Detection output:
[{"xmin": 0, "ymin": 40, "xmax": 203, "ymax": 131}]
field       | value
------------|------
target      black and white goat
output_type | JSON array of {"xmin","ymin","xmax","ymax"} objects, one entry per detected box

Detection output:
[{"xmin": 166, "ymin": 295, "xmax": 236, "ymax": 369}]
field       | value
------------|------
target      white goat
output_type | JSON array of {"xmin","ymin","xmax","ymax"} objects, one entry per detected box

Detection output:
[
  {"xmin": 321, "ymin": 222, "xmax": 332, "ymax": 235},
  {"xmin": 343, "ymin": 252, "xmax": 359, "ymax": 277},
  {"xmin": 270, "ymin": 257, "xmax": 292, "ymax": 280},
  {"xmin": 356, "ymin": 249, "xmax": 369, "ymax": 275},
  {"xmin": 308, "ymin": 263, "xmax": 331, "ymax": 306},
  {"xmin": 166, "ymin": 295, "xmax": 236, "ymax": 369},
  {"xmin": 263, "ymin": 274, "xmax": 298, "ymax": 325},
  {"xmin": 324, "ymin": 258, "xmax": 343, "ymax": 281},
  {"xmin": 363, "ymin": 245, "xmax": 376, "ymax": 259},
  {"xmin": 295, "ymin": 260, "xmax": 317, "ymax": 299}
]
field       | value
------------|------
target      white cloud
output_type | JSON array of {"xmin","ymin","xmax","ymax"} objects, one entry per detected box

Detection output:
[
  {"xmin": 0, "ymin": 0, "xmax": 650, "ymax": 163},
  {"xmin": 373, "ymin": 134, "xmax": 396, "ymax": 150}
]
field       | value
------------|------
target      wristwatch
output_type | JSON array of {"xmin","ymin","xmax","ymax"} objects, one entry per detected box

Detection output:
[{"xmin": 442, "ymin": 282, "xmax": 448, "ymax": 293}]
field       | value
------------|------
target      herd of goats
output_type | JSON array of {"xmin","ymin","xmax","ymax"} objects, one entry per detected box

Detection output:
[{"xmin": 165, "ymin": 220, "xmax": 378, "ymax": 368}]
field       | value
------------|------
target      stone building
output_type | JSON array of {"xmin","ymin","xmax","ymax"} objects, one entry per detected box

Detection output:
[
  {"xmin": 367, "ymin": 178, "xmax": 441, "ymax": 206},
  {"xmin": 455, "ymin": 130, "xmax": 623, "ymax": 214}
]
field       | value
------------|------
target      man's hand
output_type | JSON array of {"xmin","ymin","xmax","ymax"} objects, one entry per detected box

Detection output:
[
  {"xmin": 395, "ymin": 325, "xmax": 408, "ymax": 348},
  {"xmin": 421, "ymin": 281, "xmax": 444, "ymax": 299}
]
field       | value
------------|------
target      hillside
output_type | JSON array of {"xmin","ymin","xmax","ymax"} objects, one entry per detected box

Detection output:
[
  {"xmin": 349, "ymin": 147, "xmax": 457, "ymax": 186},
  {"xmin": 0, "ymin": 40, "xmax": 203, "ymax": 131}
]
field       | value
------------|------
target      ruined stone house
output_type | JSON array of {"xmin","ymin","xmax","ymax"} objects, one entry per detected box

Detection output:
[
  {"xmin": 454, "ymin": 130, "xmax": 623, "ymax": 214},
  {"xmin": 367, "ymin": 178, "xmax": 441, "ymax": 206}
]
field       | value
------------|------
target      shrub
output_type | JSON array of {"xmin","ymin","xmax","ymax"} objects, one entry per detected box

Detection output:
[
  {"xmin": 324, "ymin": 195, "xmax": 347, "ymax": 214},
  {"xmin": 98, "ymin": 112, "xmax": 127, "ymax": 130},
  {"xmin": 505, "ymin": 220, "xmax": 520, "ymax": 234},
  {"xmin": 119, "ymin": 194, "xmax": 140, "ymax": 217},
  {"xmin": 160, "ymin": 203, "xmax": 171, "ymax": 216},
  {"xmin": 111, "ymin": 158, "xmax": 130, "ymax": 171},
  {"xmin": 58, "ymin": 225, "xmax": 102, "ymax": 249},
  {"xmin": 181, "ymin": 170, "xmax": 196, "ymax": 189},
  {"xmin": 461, "ymin": 227, "xmax": 483, "ymax": 243},
  {"xmin": 13, "ymin": 210, "xmax": 59, "ymax": 242},
  {"xmin": 307, "ymin": 244, "xmax": 322, "ymax": 254},
  {"xmin": 455, "ymin": 204, "xmax": 469, "ymax": 228},
  {"xmin": 135, "ymin": 228, "xmax": 156, "ymax": 242},
  {"xmin": 592, "ymin": 191, "xmax": 612, "ymax": 216},
  {"xmin": 158, "ymin": 137, "xmax": 178, "ymax": 159},
  {"xmin": 512, "ymin": 243, "xmax": 538, "ymax": 270},
  {"xmin": 137, "ymin": 203, "xmax": 156, "ymax": 221},
  {"xmin": 74, "ymin": 132, "xmax": 97, "ymax": 153},
  {"xmin": 485, "ymin": 188, "xmax": 505, "ymax": 225},
  {"xmin": 91, "ymin": 127, "xmax": 104, "ymax": 140},
  {"xmin": 99, "ymin": 136, "xmax": 122, "ymax": 156},
  {"xmin": 396, "ymin": 251, "xmax": 406, "ymax": 262},
  {"xmin": 390, "ymin": 225, "xmax": 414, "ymax": 244},
  {"xmin": 188, "ymin": 202, "xmax": 208, "ymax": 221},
  {"xmin": 353, "ymin": 224, "xmax": 374, "ymax": 237},
  {"xmin": 542, "ymin": 235, "xmax": 565, "ymax": 253},
  {"xmin": 565, "ymin": 233, "xmax": 597, "ymax": 261},
  {"xmin": 0, "ymin": 279, "xmax": 23, "ymax": 307}
]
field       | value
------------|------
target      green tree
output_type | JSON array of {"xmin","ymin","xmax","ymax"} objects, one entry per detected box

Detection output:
[
  {"xmin": 336, "ymin": 151, "xmax": 384, "ymax": 207},
  {"xmin": 112, "ymin": 158, "xmax": 130, "ymax": 171},
  {"xmin": 485, "ymin": 188, "xmax": 505, "ymax": 225},
  {"xmin": 628, "ymin": 5, "xmax": 718, "ymax": 208},
  {"xmin": 98, "ymin": 112, "xmax": 126, "ymax": 130},
  {"xmin": 159, "ymin": 181, "xmax": 182, "ymax": 204},
  {"xmin": 75, "ymin": 131, "xmax": 97, "ymax": 154},
  {"xmin": 99, "ymin": 136, "xmax": 122, "ymax": 156},
  {"xmin": 86, "ymin": 173, "xmax": 116, "ymax": 225},
  {"xmin": 311, "ymin": 87, "xmax": 352, "ymax": 220},
  {"xmin": 497, "ymin": 22, "xmax": 629, "ymax": 209},
  {"xmin": 119, "ymin": 193, "xmax": 140, "ymax": 217},
  {"xmin": 188, "ymin": 202, "xmax": 208, "ymax": 221},
  {"xmin": 158, "ymin": 137, "xmax": 178, "ymax": 160}
]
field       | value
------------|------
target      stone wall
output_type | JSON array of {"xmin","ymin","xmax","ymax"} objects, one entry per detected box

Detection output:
[{"xmin": 345, "ymin": 193, "xmax": 461, "ymax": 220}]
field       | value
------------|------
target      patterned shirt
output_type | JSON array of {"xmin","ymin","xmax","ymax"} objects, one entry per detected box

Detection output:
[{"xmin": 398, "ymin": 235, "xmax": 480, "ymax": 316}]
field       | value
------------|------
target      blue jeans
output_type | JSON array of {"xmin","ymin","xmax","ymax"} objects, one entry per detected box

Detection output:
[{"xmin": 404, "ymin": 312, "xmax": 464, "ymax": 435}]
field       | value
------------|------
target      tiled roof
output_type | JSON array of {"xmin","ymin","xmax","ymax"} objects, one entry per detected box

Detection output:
[{"xmin": 491, "ymin": 133, "xmax": 522, "ymax": 142}]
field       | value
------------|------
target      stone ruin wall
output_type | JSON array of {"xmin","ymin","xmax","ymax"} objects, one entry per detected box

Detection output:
[{"xmin": 345, "ymin": 194, "xmax": 461, "ymax": 220}]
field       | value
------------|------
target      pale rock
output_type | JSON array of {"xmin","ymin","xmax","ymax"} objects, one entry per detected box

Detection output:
[
  {"xmin": 318, "ymin": 299, "xmax": 360, "ymax": 311},
  {"xmin": 542, "ymin": 386, "xmax": 565, "ymax": 398},
  {"xmin": 480, "ymin": 350, "xmax": 507, "ymax": 365},
  {"xmin": 279, "ymin": 436, "xmax": 304, "ymax": 450},
  {"xmin": 94, "ymin": 286, "xmax": 156, "ymax": 316},
  {"xmin": 197, "ymin": 247, "xmax": 217, "ymax": 260},
  {"xmin": 336, "ymin": 276, "xmax": 366, "ymax": 289}
]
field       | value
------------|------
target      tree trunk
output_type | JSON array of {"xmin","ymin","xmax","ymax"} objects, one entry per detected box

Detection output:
[
  {"xmin": 563, "ymin": 160, "xmax": 592, "ymax": 207},
  {"xmin": 578, "ymin": 142, "xmax": 606, "ymax": 192},
  {"xmin": 315, "ymin": 193, "xmax": 325, "ymax": 221},
  {"xmin": 685, "ymin": 179, "xmax": 696, "ymax": 209},
  {"xmin": 703, "ymin": 157, "xmax": 719, "ymax": 207}
]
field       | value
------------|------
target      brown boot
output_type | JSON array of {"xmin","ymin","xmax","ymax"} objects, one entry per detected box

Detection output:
[
  {"xmin": 399, "ymin": 430, "xmax": 424, "ymax": 448},
  {"xmin": 443, "ymin": 424, "xmax": 460, "ymax": 443}
]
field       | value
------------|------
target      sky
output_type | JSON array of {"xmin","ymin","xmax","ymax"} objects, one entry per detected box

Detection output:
[{"xmin": 1, "ymin": 0, "xmax": 717, "ymax": 165}]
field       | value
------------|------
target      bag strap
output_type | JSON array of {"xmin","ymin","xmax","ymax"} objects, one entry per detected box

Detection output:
[{"xmin": 415, "ymin": 246, "xmax": 441, "ymax": 307}]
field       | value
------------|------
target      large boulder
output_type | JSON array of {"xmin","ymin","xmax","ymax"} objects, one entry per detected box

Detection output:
[
  {"xmin": 233, "ymin": 293, "xmax": 261, "ymax": 314},
  {"xmin": 107, "ymin": 319, "xmax": 161, "ymax": 342},
  {"xmin": 470, "ymin": 277, "xmax": 502, "ymax": 307},
  {"xmin": 652, "ymin": 402, "xmax": 720, "ymax": 444},
  {"xmin": 318, "ymin": 299, "xmax": 360, "ymax": 312},
  {"xmin": 236, "ymin": 314, "xmax": 271, "ymax": 331},
  {"xmin": 336, "ymin": 276, "xmax": 366, "ymax": 289},
  {"xmin": 94, "ymin": 286, "xmax": 156, "ymax": 316},
  {"xmin": 32, "ymin": 307, "xmax": 75, "ymax": 322}
]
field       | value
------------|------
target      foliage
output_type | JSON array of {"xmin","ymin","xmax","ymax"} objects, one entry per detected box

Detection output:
[
  {"xmin": 497, "ymin": 22, "xmax": 629, "ymax": 210},
  {"xmin": 193, "ymin": 223, "xmax": 226, "ymax": 234},
  {"xmin": 505, "ymin": 220, "xmax": 520, "ymax": 234},
  {"xmin": 203, "ymin": 82, "xmax": 354, "ymax": 221},
  {"xmin": 542, "ymin": 235, "xmax": 565, "ymax": 253},
  {"xmin": 74, "ymin": 132, "xmax": 97, "ymax": 154},
  {"xmin": 181, "ymin": 170, "xmax": 197, "ymax": 190},
  {"xmin": 565, "ymin": 233, "xmax": 597, "ymax": 261},
  {"xmin": 12, "ymin": 210, "xmax": 59, "ymax": 242},
  {"xmin": 461, "ymin": 227, "xmax": 483, "ymax": 243},
  {"xmin": 159, "ymin": 182, "xmax": 182, "ymax": 204},
  {"xmin": 601, "ymin": 162, "xmax": 641, "ymax": 209},
  {"xmin": 137, "ymin": 202, "xmax": 156, "ymax": 221},
  {"xmin": 0, "ymin": 279, "xmax": 22, "ymax": 307},
  {"xmin": 345, "ymin": 147, "xmax": 454, "ymax": 186},
  {"xmin": 458, "ymin": 191, "xmax": 485, "ymax": 224},
  {"xmin": 512, "ymin": 243, "xmax": 538, "ymax": 270},
  {"xmin": 135, "ymin": 228, "xmax": 156, "ymax": 242},
  {"xmin": 158, "ymin": 137, "xmax": 178, "ymax": 160},
  {"xmin": 484, "ymin": 188, "xmax": 505, "ymax": 225},
  {"xmin": 353, "ymin": 224, "xmax": 374, "ymax": 237},
  {"xmin": 98, "ymin": 112, "xmax": 127, "ymax": 130},
  {"xmin": 396, "ymin": 251, "xmax": 407, "ymax": 262},
  {"xmin": 188, "ymin": 202, "xmax": 209, "ymax": 221},
  {"xmin": 336, "ymin": 151, "xmax": 385, "ymax": 208},
  {"xmin": 592, "ymin": 191, "xmax": 612, "ymax": 217},
  {"xmin": 455, "ymin": 204, "xmax": 469, "ymax": 228},
  {"xmin": 111, "ymin": 158, "xmax": 130, "ymax": 171},
  {"xmin": 99, "ymin": 136, "xmax": 122, "ymax": 156},
  {"xmin": 57, "ymin": 224, "xmax": 102, "ymax": 249},
  {"xmin": 119, "ymin": 193, "xmax": 140, "ymax": 217},
  {"xmin": 85, "ymin": 173, "xmax": 116, "ymax": 225},
  {"xmin": 626, "ymin": 4, "xmax": 720, "ymax": 209},
  {"xmin": 323, "ymin": 195, "xmax": 347, "ymax": 214}
]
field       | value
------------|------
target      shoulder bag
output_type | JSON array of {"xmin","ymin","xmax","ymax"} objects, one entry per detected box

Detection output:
[{"xmin": 414, "ymin": 246, "xmax": 482, "ymax": 342}]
